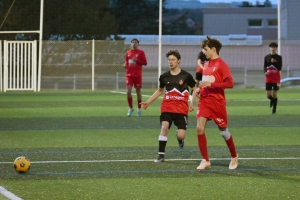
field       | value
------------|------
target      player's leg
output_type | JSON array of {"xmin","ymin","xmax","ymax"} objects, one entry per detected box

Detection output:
[
  {"xmin": 196, "ymin": 116, "xmax": 211, "ymax": 171},
  {"xmin": 212, "ymin": 100, "xmax": 238, "ymax": 169},
  {"xmin": 219, "ymin": 127, "xmax": 238, "ymax": 169},
  {"xmin": 174, "ymin": 114, "xmax": 188, "ymax": 149},
  {"xmin": 155, "ymin": 113, "xmax": 172, "ymax": 162},
  {"xmin": 272, "ymin": 86, "xmax": 279, "ymax": 114},
  {"xmin": 126, "ymin": 77, "xmax": 134, "ymax": 116},
  {"xmin": 134, "ymin": 77, "xmax": 142, "ymax": 116},
  {"xmin": 266, "ymin": 83, "xmax": 273, "ymax": 108}
]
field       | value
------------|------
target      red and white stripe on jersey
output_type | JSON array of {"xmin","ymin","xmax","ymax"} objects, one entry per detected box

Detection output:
[{"xmin": 265, "ymin": 65, "xmax": 280, "ymax": 83}]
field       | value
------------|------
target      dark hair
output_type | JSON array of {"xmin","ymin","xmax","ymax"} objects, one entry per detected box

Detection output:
[
  {"xmin": 201, "ymin": 35, "xmax": 222, "ymax": 55},
  {"xmin": 131, "ymin": 38, "xmax": 139, "ymax": 43},
  {"xmin": 166, "ymin": 50, "xmax": 181, "ymax": 60},
  {"xmin": 269, "ymin": 42, "xmax": 278, "ymax": 47}
]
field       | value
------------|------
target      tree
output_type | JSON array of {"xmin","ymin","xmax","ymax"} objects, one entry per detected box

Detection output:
[{"xmin": 0, "ymin": 0, "xmax": 118, "ymax": 40}]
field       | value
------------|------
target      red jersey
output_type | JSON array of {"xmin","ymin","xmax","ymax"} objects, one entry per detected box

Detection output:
[
  {"xmin": 125, "ymin": 49, "xmax": 147, "ymax": 77},
  {"xmin": 159, "ymin": 70, "xmax": 196, "ymax": 115},
  {"xmin": 200, "ymin": 58, "xmax": 233, "ymax": 100},
  {"xmin": 265, "ymin": 65, "xmax": 281, "ymax": 83}
]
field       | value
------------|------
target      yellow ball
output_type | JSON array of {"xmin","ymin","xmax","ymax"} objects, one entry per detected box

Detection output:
[{"xmin": 14, "ymin": 156, "xmax": 31, "ymax": 173}]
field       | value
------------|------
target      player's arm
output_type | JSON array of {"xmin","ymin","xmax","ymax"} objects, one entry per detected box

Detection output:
[
  {"xmin": 136, "ymin": 51, "xmax": 147, "ymax": 66},
  {"xmin": 276, "ymin": 55, "xmax": 282, "ymax": 71},
  {"xmin": 124, "ymin": 52, "xmax": 129, "ymax": 69},
  {"xmin": 210, "ymin": 77, "xmax": 233, "ymax": 88},
  {"xmin": 264, "ymin": 56, "xmax": 268, "ymax": 74},
  {"xmin": 189, "ymin": 86, "xmax": 197, "ymax": 112},
  {"xmin": 141, "ymin": 88, "xmax": 164, "ymax": 110}
]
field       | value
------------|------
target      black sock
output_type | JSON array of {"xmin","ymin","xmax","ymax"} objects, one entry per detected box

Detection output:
[
  {"xmin": 268, "ymin": 96, "xmax": 274, "ymax": 107},
  {"xmin": 158, "ymin": 140, "xmax": 167, "ymax": 155},
  {"xmin": 272, "ymin": 98, "xmax": 278, "ymax": 113}
]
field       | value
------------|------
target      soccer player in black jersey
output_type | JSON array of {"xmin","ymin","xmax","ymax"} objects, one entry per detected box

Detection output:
[
  {"xmin": 264, "ymin": 42, "xmax": 282, "ymax": 114},
  {"xmin": 141, "ymin": 50, "xmax": 196, "ymax": 162}
]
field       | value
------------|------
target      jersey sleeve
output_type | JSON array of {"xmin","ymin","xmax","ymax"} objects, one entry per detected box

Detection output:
[
  {"xmin": 159, "ymin": 74, "xmax": 165, "ymax": 88},
  {"xmin": 136, "ymin": 50, "xmax": 147, "ymax": 66},
  {"xmin": 188, "ymin": 73, "xmax": 196, "ymax": 88}
]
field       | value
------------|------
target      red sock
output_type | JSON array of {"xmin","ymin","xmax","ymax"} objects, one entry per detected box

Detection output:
[
  {"xmin": 225, "ymin": 135, "xmax": 237, "ymax": 158},
  {"xmin": 197, "ymin": 134, "xmax": 209, "ymax": 161},
  {"xmin": 127, "ymin": 97, "xmax": 133, "ymax": 108},
  {"xmin": 138, "ymin": 100, "xmax": 141, "ymax": 108}
]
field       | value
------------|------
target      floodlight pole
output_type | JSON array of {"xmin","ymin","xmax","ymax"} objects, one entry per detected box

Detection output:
[
  {"xmin": 277, "ymin": 0, "xmax": 281, "ymax": 55},
  {"xmin": 38, "ymin": 0, "xmax": 44, "ymax": 91},
  {"xmin": 158, "ymin": 0, "xmax": 162, "ymax": 87}
]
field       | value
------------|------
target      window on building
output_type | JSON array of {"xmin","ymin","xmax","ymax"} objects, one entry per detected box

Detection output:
[
  {"xmin": 267, "ymin": 19, "xmax": 277, "ymax": 27},
  {"xmin": 248, "ymin": 19, "xmax": 262, "ymax": 27}
]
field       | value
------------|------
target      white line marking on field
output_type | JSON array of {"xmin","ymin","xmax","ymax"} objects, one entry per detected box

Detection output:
[
  {"xmin": 110, "ymin": 91, "xmax": 163, "ymax": 98},
  {"xmin": 0, "ymin": 186, "xmax": 23, "ymax": 200},
  {"xmin": 1, "ymin": 157, "xmax": 300, "ymax": 164},
  {"xmin": 110, "ymin": 91, "xmax": 300, "ymax": 101}
]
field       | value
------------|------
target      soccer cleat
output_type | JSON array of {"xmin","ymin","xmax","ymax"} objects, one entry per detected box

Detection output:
[
  {"xmin": 229, "ymin": 154, "xmax": 238, "ymax": 170},
  {"xmin": 197, "ymin": 159, "xmax": 211, "ymax": 171},
  {"xmin": 137, "ymin": 109, "xmax": 142, "ymax": 116},
  {"xmin": 127, "ymin": 108, "xmax": 134, "ymax": 116},
  {"xmin": 154, "ymin": 155, "xmax": 165, "ymax": 163},
  {"xmin": 176, "ymin": 130, "xmax": 184, "ymax": 149}
]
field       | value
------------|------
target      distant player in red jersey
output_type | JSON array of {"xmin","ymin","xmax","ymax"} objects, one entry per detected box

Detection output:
[
  {"xmin": 264, "ymin": 42, "xmax": 282, "ymax": 114},
  {"xmin": 190, "ymin": 36, "xmax": 238, "ymax": 171},
  {"xmin": 189, "ymin": 51, "xmax": 207, "ymax": 100},
  {"xmin": 124, "ymin": 38, "xmax": 147, "ymax": 117},
  {"xmin": 141, "ymin": 50, "xmax": 196, "ymax": 162}
]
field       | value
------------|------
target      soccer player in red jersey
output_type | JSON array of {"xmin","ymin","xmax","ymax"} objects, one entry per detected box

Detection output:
[
  {"xmin": 141, "ymin": 50, "xmax": 196, "ymax": 162},
  {"xmin": 124, "ymin": 39, "xmax": 147, "ymax": 116},
  {"xmin": 190, "ymin": 36, "xmax": 238, "ymax": 171},
  {"xmin": 264, "ymin": 42, "xmax": 282, "ymax": 114},
  {"xmin": 189, "ymin": 51, "xmax": 207, "ymax": 101}
]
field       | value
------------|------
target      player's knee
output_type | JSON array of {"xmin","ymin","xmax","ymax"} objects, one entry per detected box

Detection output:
[
  {"xmin": 220, "ymin": 128, "xmax": 231, "ymax": 140},
  {"xmin": 267, "ymin": 95, "xmax": 272, "ymax": 100},
  {"xmin": 197, "ymin": 125, "xmax": 205, "ymax": 134}
]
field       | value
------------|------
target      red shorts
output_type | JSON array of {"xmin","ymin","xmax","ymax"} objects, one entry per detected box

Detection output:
[
  {"xmin": 196, "ymin": 97, "xmax": 228, "ymax": 128},
  {"xmin": 126, "ymin": 76, "xmax": 142, "ymax": 89}
]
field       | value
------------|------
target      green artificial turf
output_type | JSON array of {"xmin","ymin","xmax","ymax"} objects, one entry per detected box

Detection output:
[{"xmin": 0, "ymin": 88, "xmax": 299, "ymax": 200}]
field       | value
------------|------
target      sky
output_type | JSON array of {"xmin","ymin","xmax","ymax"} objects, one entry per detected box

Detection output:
[{"xmin": 200, "ymin": 0, "xmax": 278, "ymax": 4}]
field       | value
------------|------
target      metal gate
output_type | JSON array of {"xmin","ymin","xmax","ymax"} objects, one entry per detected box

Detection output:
[{"xmin": 2, "ymin": 40, "xmax": 37, "ymax": 92}]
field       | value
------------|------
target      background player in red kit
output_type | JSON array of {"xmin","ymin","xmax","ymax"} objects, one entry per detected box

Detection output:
[
  {"xmin": 189, "ymin": 51, "xmax": 207, "ymax": 100},
  {"xmin": 264, "ymin": 42, "xmax": 282, "ymax": 114},
  {"xmin": 141, "ymin": 50, "xmax": 196, "ymax": 162},
  {"xmin": 190, "ymin": 36, "xmax": 238, "ymax": 171},
  {"xmin": 124, "ymin": 38, "xmax": 147, "ymax": 116}
]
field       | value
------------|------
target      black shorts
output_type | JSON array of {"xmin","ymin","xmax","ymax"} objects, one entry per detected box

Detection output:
[
  {"xmin": 160, "ymin": 112, "xmax": 188, "ymax": 130},
  {"xmin": 266, "ymin": 83, "xmax": 279, "ymax": 91}
]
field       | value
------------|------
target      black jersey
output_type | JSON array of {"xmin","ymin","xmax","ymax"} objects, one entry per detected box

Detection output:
[
  {"xmin": 264, "ymin": 54, "xmax": 282, "ymax": 72},
  {"xmin": 159, "ymin": 69, "xmax": 196, "ymax": 115}
]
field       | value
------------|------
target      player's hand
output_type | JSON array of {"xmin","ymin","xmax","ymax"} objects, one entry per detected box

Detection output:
[
  {"xmin": 140, "ymin": 102, "xmax": 149, "ymax": 110},
  {"xmin": 189, "ymin": 103, "xmax": 194, "ymax": 112},
  {"xmin": 271, "ymin": 58, "xmax": 277, "ymax": 63},
  {"xmin": 200, "ymin": 81, "xmax": 211, "ymax": 88}
]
